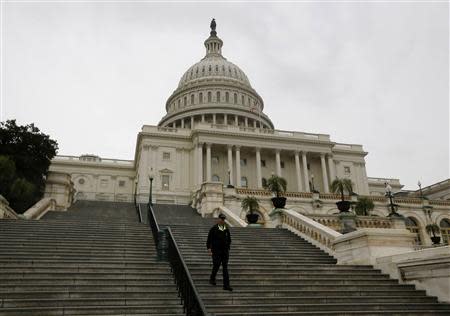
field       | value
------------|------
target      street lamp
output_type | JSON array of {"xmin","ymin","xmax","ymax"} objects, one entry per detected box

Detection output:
[
  {"xmin": 418, "ymin": 181, "xmax": 424, "ymax": 199},
  {"xmin": 385, "ymin": 182, "xmax": 400, "ymax": 217},
  {"xmin": 227, "ymin": 169, "xmax": 234, "ymax": 188},
  {"xmin": 148, "ymin": 176, "xmax": 154, "ymax": 207}
]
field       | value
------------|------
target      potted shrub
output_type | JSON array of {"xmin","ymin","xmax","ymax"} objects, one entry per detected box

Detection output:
[
  {"xmin": 426, "ymin": 223, "xmax": 441, "ymax": 245},
  {"xmin": 241, "ymin": 196, "xmax": 260, "ymax": 224},
  {"xmin": 266, "ymin": 175, "xmax": 287, "ymax": 209},
  {"xmin": 330, "ymin": 178, "xmax": 353, "ymax": 213},
  {"xmin": 354, "ymin": 197, "xmax": 375, "ymax": 216}
]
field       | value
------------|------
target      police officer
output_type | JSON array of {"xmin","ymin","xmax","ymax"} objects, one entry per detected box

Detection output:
[{"xmin": 206, "ymin": 213, "xmax": 233, "ymax": 291}]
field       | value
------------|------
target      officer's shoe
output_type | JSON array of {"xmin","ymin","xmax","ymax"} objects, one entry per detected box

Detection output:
[
  {"xmin": 223, "ymin": 286, "xmax": 233, "ymax": 291},
  {"xmin": 209, "ymin": 279, "xmax": 216, "ymax": 286}
]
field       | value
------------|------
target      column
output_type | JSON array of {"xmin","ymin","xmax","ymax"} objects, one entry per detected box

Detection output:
[
  {"xmin": 320, "ymin": 154, "xmax": 329, "ymax": 193},
  {"xmin": 256, "ymin": 148, "xmax": 262, "ymax": 188},
  {"xmin": 213, "ymin": 114, "xmax": 216, "ymax": 124},
  {"xmin": 235, "ymin": 115, "xmax": 238, "ymax": 126},
  {"xmin": 224, "ymin": 114, "xmax": 228, "ymax": 125},
  {"xmin": 181, "ymin": 119, "xmax": 184, "ymax": 129},
  {"xmin": 295, "ymin": 151, "xmax": 303, "ymax": 192},
  {"xmin": 227, "ymin": 145, "xmax": 234, "ymax": 186},
  {"xmin": 327, "ymin": 154, "xmax": 336, "ymax": 182},
  {"xmin": 206, "ymin": 143, "xmax": 212, "ymax": 182},
  {"xmin": 197, "ymin": 143, "xmax": 203, "ymax": 184},
  {"xmin": 253, "ymin": 120, "xmax": 257, "ymax": 128},
  {"xmin": 275, "ymin": 149, "xmax": 281, "ymax": 176},
  {"xmin": 301, "ymin": 151, "xmax": 310, "ymax": 192},
  {"xmin": 245, "ymin": 117, "xmax": 248, "ymax": 127},
  {"xmin": 190, "ymin": 116, "xmax": 194, "ymax": 129},
  {"xmin": 201, "ymin": 114, "xmax": 205, "ymax": 123},
  {"xmin": 235, "ymin": 146, "xmax": 241, "ymax": 187},
  {"xmin": 172, "ymin": 122, "xmax": 176, "ymax": 128},
  {"xmin": 138, "ymin": 145, "xmax": 149, "ymax": 190}
]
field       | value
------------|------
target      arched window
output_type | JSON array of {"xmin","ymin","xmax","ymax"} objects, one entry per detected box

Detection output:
[
  {"xmin": 440, "ymin": 219, "xmax": 450, "ymax": 244},
  {"xmin": 183, "ymin": 96, "xmax": 187, "ymax": 106},
  {"xmin": 208, "ymin": 91, "xmax": 212, "ymax": 102},
  {"xmin": 241, "ymin": 95, "xmax": 245, "ymax": 105},
  {"xmin": 215, "ymin": 65, "xmax": 218, "ymax": 72},
  {"xmin": 234, "ymin": 93, "xmax": 237, "ymax": 104},
  {"xmin": 262, "ymin": 178, "xmax": 267, "ymax": 188},
  {"xmin": 199, "ymin": 92, "xmax": 203, "ymax": 104},
  {"xmin": 225, "ymin": 92, "xmax": 229, "ymax": 102},
  {"xmin": 177, "ymin": 99, "xmax": 181, "ymax": 108},
  {"xmin": 190, "ymin": 94, "xmax": 194, "ymax": 105},
  {"xmin": 240, "ymin": 177, "xmax": 248, "ymax": 188},
  {"xmin": 208, "ymin": 65, "xmax": 212, "ymax": 72},
  {"xmin": 405, "ymin": 217, "xmax": 422, "ymax": 245},
  {"xmin": 212, "ymin": 175, "xmax": 220, "ymax": 182},
  {"xmin": 216, "ymin": 91, "xmax": 220, "ymax": 102}
]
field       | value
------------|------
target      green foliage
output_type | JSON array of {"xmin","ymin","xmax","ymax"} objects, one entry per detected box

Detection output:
[
  {"xmin": 0, "ymin": 120, "xmax": 58, "ymax": 212},
  {"xmin": 425, "ymin": 223, "xmax": 440, "ymax": 237},
  {"xmin": 354, "ymin": 197, "xmax": 375, "ymax": 216},
  {"xmin": 266, "ymin": 175, "xmax": 287, "ymax": 197},
  {"xmin": 241, "ymin": 196, "xmax": 259, "ymax": 214},
  {"xmin": 330, "ymin": 178, "xmax": 353, "ymax": 201}
]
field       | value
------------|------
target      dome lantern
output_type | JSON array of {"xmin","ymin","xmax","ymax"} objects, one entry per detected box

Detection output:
[{"xmin": 204, "ymin": 18, "xmax": 223, "ymax": 57}]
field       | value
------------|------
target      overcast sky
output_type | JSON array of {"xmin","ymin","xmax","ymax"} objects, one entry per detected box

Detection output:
[{"xmin": 3, "ymin": 1, "xmax": 449, "ymax": 190}]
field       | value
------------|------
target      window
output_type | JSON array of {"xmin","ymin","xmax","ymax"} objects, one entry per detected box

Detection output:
[
  {"xmin": 234, "ymin": 93, "xmax": 237, "ymax": 104},
  {"xmin": 280, "ymin": 161, "xmax": 285, "ymax": 169},
  {"xmin": 405, "ymin": 217, "xmax": 422, "ymax": 245},
  {"xmin": 307, "ymin": 163, "xmax": 310, "ymax": 170},
  {"xmin": 240, "ymin": 177, "xmax": 248, "ymax": 188},
  {"xmin": 162, "ymin": 175, "xmax": 170, "ymax": 191},
  {"xmin": 212, "ymin": 156, "xmax": 219, "ymax": 164},
  {"xmin": 216, "ymin": 91, "xmax": 220, "ymax": 102},
  {"xmin": 100, "ymin": 179, "xmax": 108, "ymax": 188},
  {"xmin": 261, "ymin": 160, "xmax": 266, "ymax": 167},
  {"xmin": 162, "ymin": 152, "xmax": 171, "ymax": 160},
  {"xmin": 225, "ymin": 92, "xmax": 229, "ymax": 102},
  {"xmin": 441, "ymin": 219, "xmax": 450, "ymax": 245},
  {"xmin": 208, "ymin": 91, "xmax": 212, "ymax": 102},
  {"xmin": 191, "ymin": 94, "xmax": 194, "ymax": 105},
  {"xmin": 212, "ymin": 175, "xmax": 220, "ymax": 182},
  {"xmin": 118, "ymin": 180, "xmax": 125, "ymax": 187},
  {"xmin": 177, "ymin": 99, "xmax": 180, "ymax": 108},
  {"xmin": 78, "ymin": 178, "xmax": 85, "ymax": 185},
  {"xmin": 344, "ymin": 166, "xmax": 351, "ymax": 174},
  {"xmin": 199, "ymin": 92, "xmax": 203, "ymax": 104},
  {"xmin": 183, "ymin": 96, "xmax": 187, "ymax": 106},
  {"xmin": 262, "ymin": 178, "xmax": 267, "ymax": 188},
  {"xmin": 241, "ymin": 95, "xmax": 245, "ymax": 105},
  {"xmin": 240, "ymin": 158, "xmax": 247, "ymax": 166}
]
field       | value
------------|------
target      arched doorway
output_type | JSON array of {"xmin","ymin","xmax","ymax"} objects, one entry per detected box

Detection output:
[
  {"xmin": 405, "ymin": 217, "xmax": 422, "ymax": 245},
  {"xmin": 440, "ymin": 218, "xmax": 450, "ymax": 245}
]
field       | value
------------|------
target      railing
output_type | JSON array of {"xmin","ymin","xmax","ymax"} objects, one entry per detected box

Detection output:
[
  {"xmin": 22, "ymin": 198, "xmax": 56, "ymax": 220},
  {"xmin": 136, "ymin": 203, "xmax": 143, "ymax": 223},
  {"xmin": 309, "ymin": 214, "xmax": 394, "ymax": 232},
  {"xmin": 147, "ymin": 204, "xmax": 208, "ymax": 316}
]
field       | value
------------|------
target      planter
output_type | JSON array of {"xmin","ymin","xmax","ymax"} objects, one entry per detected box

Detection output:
[
  {"xmin": 271, "ymin": 197, "xmax": 287, "ymax": 209},
  {"xmin": 246, "ymin": 213, "xmax": 259, "ymax": 224},
  {"xmin": 431, "ymin": 236, "xmax": 441, "ymax": 245},
  {"xmin": 336, "ymin": 201, "xmax": 351, "ymax": 212}
]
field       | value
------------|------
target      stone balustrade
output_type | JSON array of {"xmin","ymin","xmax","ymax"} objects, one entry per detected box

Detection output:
[
  {"xmin": 22, "ymin": 198, "xmax": 57, "ymax": 220},
  {"xmin": 0, "ymin": 195, "xmax": 19, "ymax": 219}
]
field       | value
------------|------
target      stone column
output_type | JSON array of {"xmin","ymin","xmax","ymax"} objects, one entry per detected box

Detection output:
[
  {"xmin": 206, "ymin": 143, "xmax": 212, "ymax": 182},
  {"xmin": 201, "ymin": 115, "xmax": 205, "ymax": 123},
  {"xmin": 227, "ymin": 145, "xmax": 234, "ymax": 186},
  {"xmin": 172, "ymin": 122, "xmax": 176, "ymax": 128},
  {"xmin": 245, "ymin": 117, "xmax": 249, "ymax": 127},
  {"xmin": 275, "ymin": 149, "xmax": 282, "ymax": 176},
  {"xmin": 213, "ymin": 114, "xmax": 216, "ymax": 124},
  {"xmin": 320, "ymin": 154, "xmax": 329, "ymax": 193},
  {"xmin": 327, "ymin": 154, "xmax": 336, "ymax": 182},
  {"xmin": 235, "ymin": 146, "xmax": 241, "ymax": 187},
  {"xmin": 256, "ymin": 148, "xmax": 262, "ymax": 188},
  {"xmin": 235, "ymin": 115, "xmax": 238, "ymax": 126},
  {"xmin": 181, "ymin": 119, "xmax": 185, "ymax": 129},
  {"xmin": 197, "ymin": 143, "xmax": 203, "ymax": 184},
  {"xmin": 301, "ymin": 151, "xmax": 310, "ymax": 192},
  {"xmin": 294, "ymin": 151, "xmax": 303, "ymax": 192},
  {"xmin": 253, "ymin": 120, "xmax": 257, "ymax": 128},
  {"xmin": 224, "ymin": 114, "xmax": 228, "ymax": 125},
  {"xmin": 190, "ymin": 116, "xmax": 194, "ymax": 129}
]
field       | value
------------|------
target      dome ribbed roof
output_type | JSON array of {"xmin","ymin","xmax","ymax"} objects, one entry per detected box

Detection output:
[{"xmin": 178, "ymin": 56, "xmax": 252, "ymax": 89}]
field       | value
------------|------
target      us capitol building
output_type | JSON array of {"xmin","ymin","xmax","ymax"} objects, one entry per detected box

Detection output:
[{"xmin": 46, "ymin": 21, "xmax": 450, "ymax": 245}]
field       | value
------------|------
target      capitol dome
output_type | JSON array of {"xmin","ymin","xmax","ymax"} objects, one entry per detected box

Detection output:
[{"xmin": 158, "ymin": 20, "xmax": 274, "ymax": 130}]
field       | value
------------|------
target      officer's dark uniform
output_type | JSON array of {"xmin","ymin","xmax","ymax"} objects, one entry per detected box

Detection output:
[{"xmin": 206, "ymin": 218, "xmax": 232, "ymax": 290}]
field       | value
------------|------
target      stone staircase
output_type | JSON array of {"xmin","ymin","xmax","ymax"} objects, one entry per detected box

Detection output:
[
  {"xmin": 0, "ymin": 201, "xmax": 184, "ymax": 316},
  {"xmin": 153, "ymin": 204, "xmax": 450, "ymax": 315}
]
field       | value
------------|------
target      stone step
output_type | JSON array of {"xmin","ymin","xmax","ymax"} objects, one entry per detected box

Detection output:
[
  {"xmin": 196, "ymin": 284, "xmax": 416, "ymax": 292},
  {"xmin": 206, "ymin": 303, "xmax": 450, "ymax": 313},
  {"xmin": 1, "ymin": 241, "xmax": 154, "ymax": 249},
  {"xmin": 198, "ymin": 289, "xmax": 428, "ymax": 297},
  {"xmin": 0, "ymin": 290, "xmax": 184, "ymax": 300},
  {"xmin": 190, "ymin": 272, "xmax": 390, "ymax": 280},
  {"xmin": 195, "ymin": 278, "xmax": 399, "ymax": 286},
  {"xmin": 1, "ymin": 284, "xmax": 179, "ymax": 292},
  {"xmin": 0, "ymin": 246, "xmax": 155, "ymax": 255},
  {"xmin": 0, "ymin": 253, "xmax": 158, "ymax": 260},
  {"xmin": 0, "ymin": 305, "xmax": 184, "ymax": 316},
  {"xmin": 0, "ymin": 267, "xmax": 171, "ymax": 274},
  {"xmin": 0, "ymin": 234, "xmax": 153, "ymax": 243},
  {"xmin": 0, "ymin": 278, "xmax": 176, "ymax": 286},
  {"xmin": 1, "ymin": 298, "xmax": 182, "ymax": 308},
  {"xmin": 0, "ymin": 260, "xmax": 167, "ymax": 268},
  {"xmin": 0, "ymin": 272, "xmax": 175, "ymax": 280},
  {"xmin": 188, "ymin": 266, "xmax": 382, "ymax": 274},
  {"xmin": 214, "ymin": 311, "xmax": 450, "ymax": 316}
]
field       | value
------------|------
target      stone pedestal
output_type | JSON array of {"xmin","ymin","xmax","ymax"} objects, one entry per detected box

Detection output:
[
  {"xmin": 338, "ymin": 212, "xmax": 357, "ymax": 234},
  {"xmin": 198, "ymin": 182, "xmax": 224, "ymax": 217},
  {"xmin": 44, "ymin": 171, "xmax": 75, "ymax": 210}
]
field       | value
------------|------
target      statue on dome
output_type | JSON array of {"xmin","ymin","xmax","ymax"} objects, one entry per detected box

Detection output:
[{"xmin": 210, "ymin": 18, "xmax": 217, "ymax": 36}]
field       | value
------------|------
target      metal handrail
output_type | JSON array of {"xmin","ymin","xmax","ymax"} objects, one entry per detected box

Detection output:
[
  {"xmin": 146, "ymin": 203, "xmax": 209, "ymax": 316},
  {"xmin": 136, "ymin": 203, "xmax": 143, "ymax": 223}
]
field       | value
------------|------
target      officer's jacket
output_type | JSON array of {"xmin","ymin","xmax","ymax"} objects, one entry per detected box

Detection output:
[{"xmin": 206, "ymin": 224, "xmax": 231, "ymax": 253}]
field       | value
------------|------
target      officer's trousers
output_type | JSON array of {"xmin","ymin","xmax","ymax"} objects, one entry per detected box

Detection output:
[{"xmin": 210, "ymin": 251, "xmax": 230, "ymax": 287}]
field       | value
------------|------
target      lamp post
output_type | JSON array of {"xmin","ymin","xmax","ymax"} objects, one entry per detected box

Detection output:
[
  {"xmin": 148, "ymin": 176, "xmax": 154, "ymax": 207},
  {"xmin": 418, "ymin": 181, "xmax": 424, "ymax": 199},
  {"xmin": 385, "ymin": 182, "xmax": 399, "ymax": 217},
  {"xmin": 133, "ymin": 178, "xmax": 138, "ymax": 206}
]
